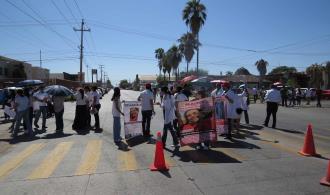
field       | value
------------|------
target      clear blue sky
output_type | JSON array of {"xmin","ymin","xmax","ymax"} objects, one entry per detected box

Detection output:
[{"xmin": 1, "ymin": 0, "xmax": 330, "ymax": 85}]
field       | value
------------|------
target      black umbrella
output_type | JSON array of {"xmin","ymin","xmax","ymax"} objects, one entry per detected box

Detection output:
[
  {"xmin": 44, "ymin": 85, "xmax": 73, "ymax": 96},
  {"xmin": 16, "ymin": 80, "xmax": 44, "ymax": 87}
]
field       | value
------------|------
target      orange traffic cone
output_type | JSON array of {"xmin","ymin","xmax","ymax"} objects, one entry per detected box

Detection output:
[
  {"xmin": 320, "ymin": 161, "xmax": 330, "ymax": 186},
  {"xmin": 150, "ymin": 131, "xmax": 169, "ymax": 171},
  {"xmin": 298, "ymin": 124, "xmax": 318, "ymax": 156}
]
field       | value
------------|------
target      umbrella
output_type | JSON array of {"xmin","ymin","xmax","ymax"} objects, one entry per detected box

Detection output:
[
  {"xmin": 191, "ymin": 76, "xmax": 209, "ymax": 83},
  {"xmin": 273, "ymin": 82, "xmax": 282, "ymax": 86},
  {"xmin": 239, "ymin": 84, "xmax": 246, "ymax": 88},
  {"xmin": 44, "ymin": 85, "xmax": 73, "ymax": 96},
  {"xmin": 180, "ymin": 75, "xmax": 198, "ymax": 84},
  {"xmin": 16, "ymin": 80, "xmax": 44, "ymax": 87},
  {"xmin": 210, "ymin": 79, "xmax": 229, "ymax": 84}
]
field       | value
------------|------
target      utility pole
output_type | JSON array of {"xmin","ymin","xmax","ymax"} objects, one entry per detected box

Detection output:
[
  {"xmin": 99, "ymin": 64, "xmax": 104, "ymax": 86},
  {"xmin": 86, "ymin": 64, "xmax": 89, "ymax": 83},
  {"xmin": 74, "ymin": 19, "xmax": 90, "ymax": 83},
  {"xmin": 39, "ymin": 50, "xmax": 42, "ymax": 68}
]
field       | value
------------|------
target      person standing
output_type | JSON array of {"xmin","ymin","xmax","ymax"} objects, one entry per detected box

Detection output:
[
  {"xmin": 111, "ymin": 87, "xmax": 124, "ymax": 144},
  {"xmin": 252, "ymin": 87, "xmax": 258, "ymax": 103},
  {"xmin": 173, "ymin": 86, "xmax": 188, "ymax": 135},
  {"xmin": 53, "ymin": 95, "xmax": 65, "ymax": 134},
  {"xmin": 84, "ymin": 86, "xmax": 93, "ymax": 128},
  {"xmin": 211, "ymin": 83, "xmax": 224, "ymax": 98},
  {"xmin": 280, "ymin": 87, "xmax": 288, "ymax": 107},
  {"xmin": 316, "ymin": 88, "xmax": 322, "ymax": 107},
  {"xmin": 72, "ymin": 88, "xmax": 89, "ymax": 132},
  {"xmin": 161, "ymin": 86, "xmax": 179, "ymax": 148},
  {"xmin": 33, "ymin": 86, "xmax": 49, "ymax": 131},
  {"xmin": 305, "ymin": 88, "xmax": 311, "ymax": 105},
  {"xmin": 91, "ymin": 86, "xmax": 101, "ymax": 130},
  {"xmin": 13, "ymin": 89, "xmax": 33, "ymax": 137},
  {"xmin": 263, "ymin": 85, "xmax": 281, "ymax": 129},
  {"xmin": 223, "ymin": 83, "xmax": 238, "ymax": 139},
  {"xmin": 240, "ymin": 88, "xmax": 250, "ymax": 124},
  {"xmin": 296, "ymin": 88, "xmax": 302, "ymax": 106},
  {"xmin": 138, "ymin": 83, "xmax": 154, "ymax": 138}
]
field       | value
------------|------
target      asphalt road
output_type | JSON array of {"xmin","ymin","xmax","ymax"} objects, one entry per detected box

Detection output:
[{"xmin": 0, "ymin": 90, "xmax": 329, "ymax": 195}]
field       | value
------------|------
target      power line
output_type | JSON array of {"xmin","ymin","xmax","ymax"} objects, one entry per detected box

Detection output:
[
  {"xmin": 63, "ymin": 0, "xmax": 79, "ymax": 25},
  {"xmin": 73, "ymin": 0, "xmax": 84, "ymax": 19},
  {"xmin": 5, "ymin": 0, "xmax": 77, "ymax": 50}
]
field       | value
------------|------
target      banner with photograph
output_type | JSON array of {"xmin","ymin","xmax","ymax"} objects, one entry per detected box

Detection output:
[
  {"xmin": 123, "ymin": 101, "xmax": 142, "ymax": 139},
  {"xmin": 214, "ymin": 97, "xmax": 227, "ymax": 135},
  {"xmin": 177, "ymin": 97, "xmax": 217, "ymax": 146}
]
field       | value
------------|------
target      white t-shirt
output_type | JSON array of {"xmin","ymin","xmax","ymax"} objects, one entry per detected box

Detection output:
[
  {"xmin": 174, "ymin": 92, "xmax": 188, "ymax": 102},
  {"xmin": 211, "ymin": 88, "xmax": 224, "ymax": 98},
  {"xmin": 86, "ymin": 91, "xmax": 93, "ymax": 106},
  {"xmin": 225, "ymin": 89, "xmax": 240, "ymax": 119},
  {"xmin": 162, "ymin": 94, "xmax": 175, "ymax": 124},
  {"xmin": 239, "ymin": 91, "xmax": 248, "ymax": 111},
  {"xmin": 33, "ymin": 91, "xmax": 49, "ymax": 107},
  {"xmin": 139, "ymin": 90, "xmax": 154, "ymax": 111},
  {"xmin": 75, "ymin": 93, "xmax": 88, "ymax": 106},
  {"xmin": 112, "ymin": 97, "xmax": 122, "ymax": 117},
  {"xmin": 91, "ymin": 91, "xmax": 100, "ymax": 105},
  {"xmin": 252, "ymin": 88, "xmax": 257, "ymax": 95}
]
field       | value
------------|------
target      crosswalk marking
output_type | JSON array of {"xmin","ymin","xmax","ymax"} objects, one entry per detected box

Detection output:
[
  {"xmin": 119, "ymin": 150, "xmax": 138, "ymax": 171},
  {"xmin": 27, "ymin": 142, "xmax": 74, "ymax": 180},
  {"xmin": 0, "ymin": 143, "xmax": 45, "ymax": 180},
  {"xmin": 75, "ymin": 140, "xmax": 102, "ymax": 175}
]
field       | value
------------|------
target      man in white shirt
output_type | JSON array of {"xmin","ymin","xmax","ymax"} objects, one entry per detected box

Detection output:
[
  {"xmin": 263, "ymin": 85, "xmax": 282, "ymax": 128},
  {"xmin": 222, "ymin": 82, "xmax": 238, "ymax": 139},
  {"xmin": 84, "ymin": 86, "xmax": 93, "ymax": 128},
  {"xmin": 305, "ymin": 88, "xmax": 311, "ymax": 105},
  {"xmin": 252, "ymin": 87, "xmax": 258, "ymax": 103},
  {"xmin": 33, "ymin": 86, "xmax": 49, "ymax": 130},
  {"xmin": 211, "ymin": 83, "xmax": 223, "ymax": 98},
  {"xmin": 91, "ymin": 86, "xmax": 101, "ymax": 130},
  {"xmin": 173, "ymin": 86, "xmax": 188, "ymax": 135},
  {"xmin": 138, "ymin": 83, "xmax": 154, "ymax": 138}
]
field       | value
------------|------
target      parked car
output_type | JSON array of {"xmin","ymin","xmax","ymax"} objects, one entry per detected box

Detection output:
[{"xmin": 322, "ymin": 90, "xmax": 330, "ymax": 100}]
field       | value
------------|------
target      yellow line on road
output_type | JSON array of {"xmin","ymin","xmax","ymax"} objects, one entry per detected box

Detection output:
[
  {"xmin": 75, "ymin": 140, "xmax": 102, "ymax": 175},
  {"xmin": 0, "ymin": 143, "xmax": 45, "ymax": 180},
  {"xmin": 27, "ymin": 142, "xmax": 74, "ymax": 180},
  {"xmin": 119, "ymin": 150, "xmax": 138, "ymax": 171}
]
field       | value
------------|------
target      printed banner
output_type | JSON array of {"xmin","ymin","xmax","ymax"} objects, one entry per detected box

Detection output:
[
  {"xmin": 214, "ymin": 97, "xmax": 228, "ymax": 135},
  {"xmin": 123, "ymin": 101, "xmax": 142, "ymax": 139},
  {"xmin": 177, "ymin": 97, "xmax": 217, "ymax": 146}
]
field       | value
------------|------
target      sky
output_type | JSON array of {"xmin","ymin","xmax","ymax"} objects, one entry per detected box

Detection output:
[{"xmin": 1, "ymin": 0, "xmax": 330, "ymax": 85}]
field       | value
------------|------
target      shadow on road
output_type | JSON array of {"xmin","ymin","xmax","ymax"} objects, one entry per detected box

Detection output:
[
  {"xmin": 240, "ymin": 124, "xmax": 263, "ymax": 130},
  {"xmin": 274, "ymin": 128, "xmax": 304, "ymax": 135},
  {"xmin": 126, "ymin": 135, "xmax": 148, "ymax": 147},
  {"xmin": 41, "ymin": 133, "xmax": 73, "ymax": 139},
  {"xmin": 211, "ymin": 139, "xmax": 261, "ymax": 149}
]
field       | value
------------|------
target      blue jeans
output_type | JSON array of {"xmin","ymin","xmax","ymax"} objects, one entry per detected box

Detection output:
[
  {"xmin": 113, "ymin": 117, "xmax": 121, "ymax": 142},
  {"xmin": 34, "ymin": 106, "xmax": 47, "ymax": 129},
  {"xmin": 14, "ymin": 109, "xmax": 33, "ymax": 136}
]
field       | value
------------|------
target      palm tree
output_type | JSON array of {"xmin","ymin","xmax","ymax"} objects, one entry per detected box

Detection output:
[
  {"xmin": 161, "ymin": 53, "xmax": 171, "ymax": 81},
  {"xmin": 167, "ymin": 45, "xmax": 183, "ymax": 81},
  {"xmin": 182, "ymin": 0, "xmax": 207, "ymax": 74},
  {"xmin": 255, "ymin": 59, "xmax": 269, "ymax": 87},
  {"xmin": 178, "ymin": 32, "xmax": 198, "ymax": 73},
  {"xmin": 306, "ymin": 63, "xmax": 325, "ymax": 88},
  {"xmin": 155, "ymin": 48, "xmax": 165, "ymax": 77}
]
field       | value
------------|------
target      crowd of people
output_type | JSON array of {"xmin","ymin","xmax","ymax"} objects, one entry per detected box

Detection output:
[{"xmin": 3, "ymin": 85, "xmax": 103, "ymax": 138}]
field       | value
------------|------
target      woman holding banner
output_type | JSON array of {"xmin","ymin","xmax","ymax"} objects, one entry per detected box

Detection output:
[
  {"xmin": 112, "ymin": 87, "xmax": 124, "ymax": 144},
  {"xmin": 161, "ymin": 86, "xmax": 179, "ymax": 148}
]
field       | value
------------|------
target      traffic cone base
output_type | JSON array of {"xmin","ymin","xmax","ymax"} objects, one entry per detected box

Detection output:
[
  {"xmin": 320, "ymin": 177, "xmax": 330, "ymax": 187},
  {"xmin": 150, "ymin": 164, "xmax": 169, "ymax": 171}
]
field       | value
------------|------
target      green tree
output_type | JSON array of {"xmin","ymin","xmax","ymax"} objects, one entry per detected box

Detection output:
[
  {"xmin": 162, "ymin": 53, "xmax": 172, "ymax": 81},
  {"xmin": 182, "ymin": 0, "xmax": 207, "ymax": 74},
  {"xmin": 180, "ymin": 68, "xmax": 208, "ymax": 78},
  {"xmin": 225, "ymin": 71, "xmax": 233, "ymax": 76},
  {"xmin": 155, "ymin": 48, "xmax": 165, "ymax": 77},
  {"xmin": 167, "ymin": 45, "xmax": 183, "ymax": 81},
  {"xmin": 119, "ymin": 79, "xmax": 130, "ymax": 89},
  {"xmin": 177, "ymin": 32, "xmax": 198, "ymax": 73},
  {"xmin": 234, "ymin": 67, "xmax": 251, "ymax": 75},
  {"xmin": 255, "ymin": 59, "xmax": 269, "ymax": 86},
  {"xmin": 306, "ymin": 63, "xmax": 325, "ymax": 88},
  {"xmin": 325, "ymin": 61, "xmax": 330, "ymax": 89},
  {"xmin": 269, "ymin": 66, "xmax": 297, "ymax": 75},
  {"xmin": 132, "ymin": 74, "xmax": 140, "ymax": 91}
]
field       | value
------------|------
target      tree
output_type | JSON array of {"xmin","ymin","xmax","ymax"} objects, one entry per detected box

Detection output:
[
  {"xmin": 306, "ymin": 63, "xmax": 325, "ymax": 88},
  {"xmin": 155, "ymin": 48, "xmax": 165, "ymax": 77},
  {"xmin": 132, "ymin": 74, "xmax": 140, "ymax": 91},
  {"xmin": 225, "ymin": 71, "xmax": 233, "ymax": 76},
  {"xmin": 255, "ymin": 59, "xmax": 269, "ymax": 86},
  {"xmin": 178, "ymin": 32, "xmax": 198, "ymax": 73},
  {"xmin": 182, "ymin": 0, "xmax": 207, "ymax": 74},
  {"xmin": 269, "ymin": 66, "xmax": 297, "ymax": 75},
  {"xmin": 167, "ymin": 45, "xmax": 183, "ymax": 81},
  {"xmin": 325, "ymin": 61, "xmax": 330, "ymax": 89},
  {"xmin": 119, "ymin": 79, "xmax": 130, "ymax": 89},
  {"xmin": 162, "ymin": 53, "xmax": 172, "ymax": 81},
  {"xmin": 180, "ymin": 68, "xmax": 208, "ymax": 78},
  {"xmin": 106, "ymin": 79, "xmax": 113, "ymax": 88},
  {"xmin": 234, "ymin": 67, "xmax": 251, "ymax": 75}
]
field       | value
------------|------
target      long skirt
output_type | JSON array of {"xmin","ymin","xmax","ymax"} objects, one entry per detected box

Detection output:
[{"xmin": 72, "ymin": 105, "xmax": 88, "ymax": 131}]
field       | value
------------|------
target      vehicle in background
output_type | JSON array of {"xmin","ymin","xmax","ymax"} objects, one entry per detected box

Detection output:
[{"xmin": 322, "ymin": 90, "xmax": 330, "ymax": 100}]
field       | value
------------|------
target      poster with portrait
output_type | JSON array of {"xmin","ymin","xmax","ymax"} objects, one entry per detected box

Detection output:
[
  {"xmin": 123, "ymin": 101, "xmax": 142, "ymax": 139},
  {"xmin": 177, "ymin": 97, "xmax": 217, "ymax": 146},
  {"xmin": 214, "ymin": 97, "xmax": 228, "ymax": 135}
]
